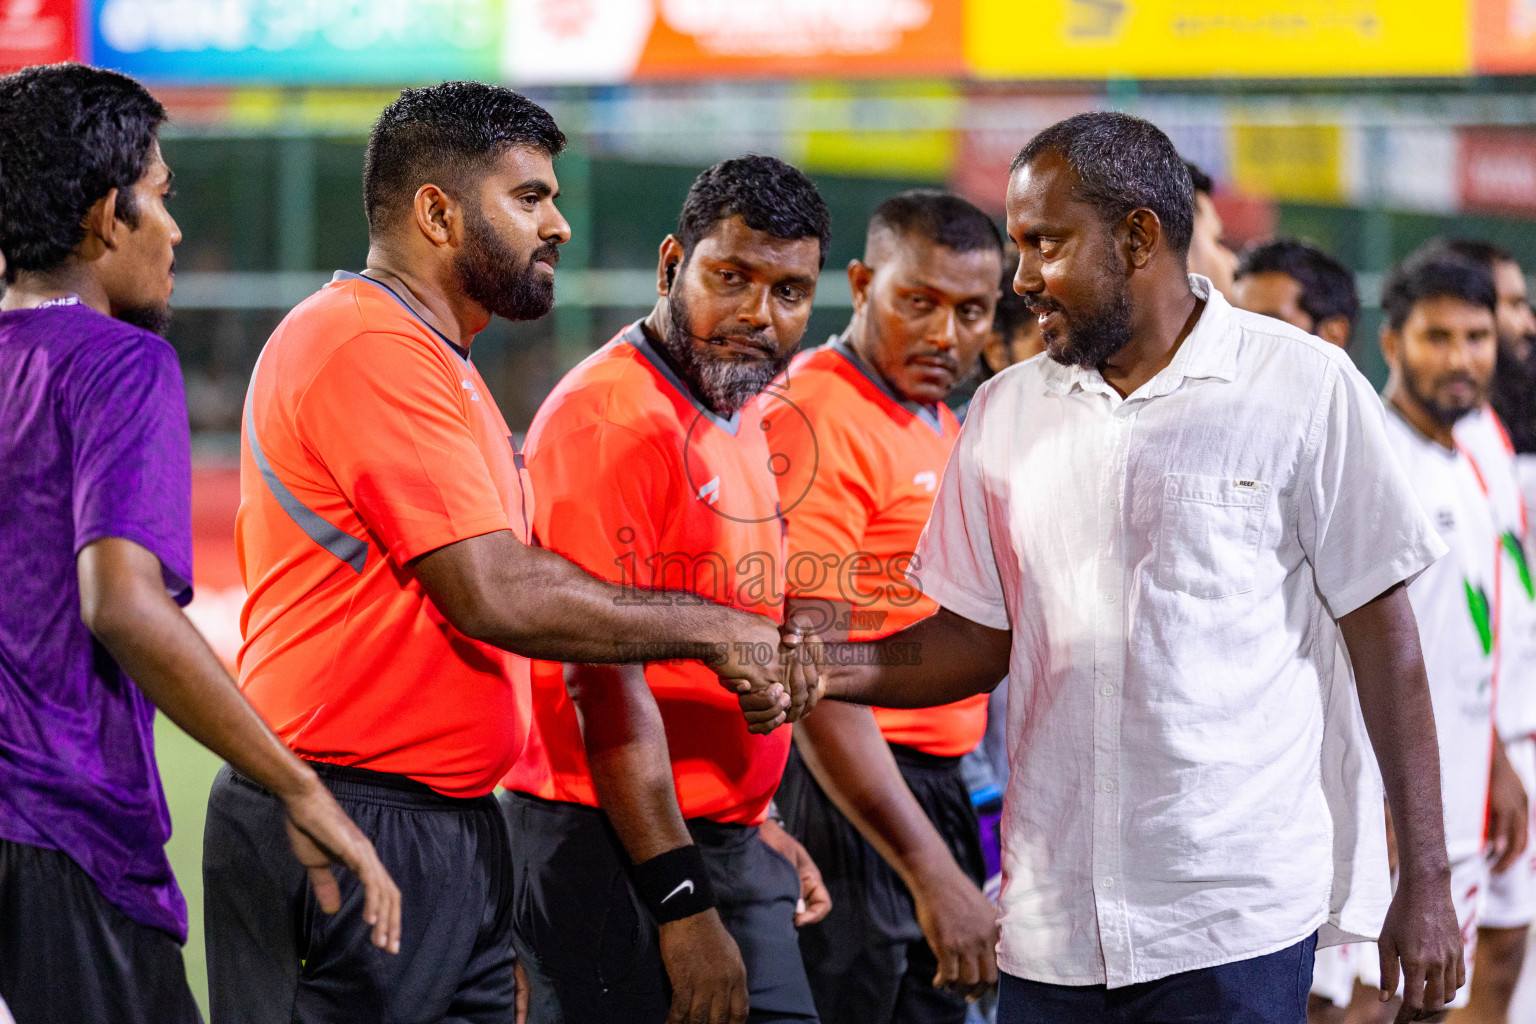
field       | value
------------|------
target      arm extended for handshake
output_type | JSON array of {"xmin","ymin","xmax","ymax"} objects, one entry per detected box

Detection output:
[{"xmin": 411, "ymin": 527, "xmax": 822, "ymax": 732}]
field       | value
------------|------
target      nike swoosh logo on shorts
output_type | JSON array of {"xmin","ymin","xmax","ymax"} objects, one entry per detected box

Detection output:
[{"xmin": 662, "ymin": 880, "xmax": 695, "ymax": 904}]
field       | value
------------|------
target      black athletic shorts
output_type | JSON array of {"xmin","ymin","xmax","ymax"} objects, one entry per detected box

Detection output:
[
  {"xmin": 203, "ymin": 762, "xmax": 516, "ymax": 1024},
  {"xmin": 499, "ymin": 790, "xmax": 819, "ymax": 1024},
  {"xmin": 777, "ymin": 743, "xmax": 987, "ymax": 1024},
  {"xmin": 0, "ymin": 836, "xmax": 202, "ymax": 1024}
]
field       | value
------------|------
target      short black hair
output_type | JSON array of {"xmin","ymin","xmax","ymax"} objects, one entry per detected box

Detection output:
[
  {"xmin": 1184, "ymin": 160, "xmax": 1214, "ymax": 198},
  {"xmin": 1380, "ymin": 250, "xmax": 1497, "ymax": 331},
  {"xmin": 1431, "ymin": 238, "xmax": 1519, "ymax": 274},
  {"xmin": 1237, "ymin": 238, "xmax": 1360, "ymax": 329},
  {"xmin": 1012, "ymin": 112, "xmax": 1195, "ymax": 256},
  {"xmin": 0, "ymin": 63, "xmax": 166, "ymax": 285},
  {"xmin": 866, "ymin": 189, "xmax": 1002, "ymax": 257},
  {"xmin": 677, "ymin": 155, "xmax": 832, "ymax": 267},
  {"xmin": 364, "ymin": 81, "xmax": 566, "ymax": 233}
]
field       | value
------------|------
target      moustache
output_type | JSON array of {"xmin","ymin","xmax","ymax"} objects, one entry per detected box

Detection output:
[
  {"xmin": 908, "ymin": 350, "xmax": 960, "ymax": 374},
  {"xmin": 529, "ymin": 243, "xmax": 560, "ymax": 268},
  {"xmin": 1023, "ymin": 294, "xmax": 1063, "ymax": 316},
  {"xmin": 676, "ymin": 325, "xmax": 776, "ymax": 357},
  {"xmin": 1435, "ymin": 373, "xmax": 1479, "ymax": 390}
]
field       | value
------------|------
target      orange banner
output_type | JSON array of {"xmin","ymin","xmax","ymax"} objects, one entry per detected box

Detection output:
[
  {"xmin": 1474, "ymin": 0, "xmax": 1536, "ymax": 73},
  {"xmin": 636, "ymin": 0, "xmax": 963, "ymax": 79},
  {"xmin": 504, "ymin": 0, "xmax": 964, "ymax": 83}
]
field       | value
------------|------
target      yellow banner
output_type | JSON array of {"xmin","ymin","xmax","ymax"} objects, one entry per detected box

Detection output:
[
  {"xmin": 1229, "ymin": 125, "xmax": 1347, "ymax": 203},
  {"xmin": 790, "ymin": 81, "xmax": 960, "ymax": 181},
  {"xmin": 967, "ymin": 0, "xmax": 1471, "ymax": 79}
]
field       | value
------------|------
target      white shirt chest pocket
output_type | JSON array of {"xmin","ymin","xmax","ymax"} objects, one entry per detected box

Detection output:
[{"xmin": 1155, "ymin": 474, "xmax": 1271, "ymax": 600}]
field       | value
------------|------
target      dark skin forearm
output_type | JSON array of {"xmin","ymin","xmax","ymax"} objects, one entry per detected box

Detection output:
[
  {"xmin": 411, "ymin": 530, "xmax": 794, "ymax": 734},
  {"xmin": 790, "ymin": 599, "xmax": 958, "ymax": 882},
  {"xmin": 78, "ymin": 538, "xmax": 315, "ymax": 799},
  {"xmin": 567, "ymin": 661, "xmax": 751, "ymax": 1024},
  {"xmin": 77, "ymin": 537, "xmax": 401, "ymax": 951},
  {"xmin": 412, "ymin": 529, "xmax": 765, "ymax": 663},
  {"xmin": 823, "ymin": 606, "xmax": 1011, "ymax": 708},
  {"xmin": 1341, "ymin": 583, "xmax": 1451, "ymax": 882},
  {"xmin": 1340, "ymin": 581, "xmax": 1464, "ymax": 1020},
  {"xmin": 567, "ymin": 662, "xmax": 693, "ymax": 861},
  {"xmin": 796, "ymin": 597, "xmax": 1000, "ymax": 994}
]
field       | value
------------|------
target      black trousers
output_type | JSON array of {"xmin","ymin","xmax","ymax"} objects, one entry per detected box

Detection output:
[
  {"xmin": 777, "ymin": 744, "xmax": 987, "ymax": 1024},
  {"xmin": 203, "ymin": 763, "xmax": 516, "ymax": 1024},
  {"xmin": 499, "ymin": 791, "xmax": 819, "ymax": 1024},
  {"xmin": 0, "ymin": 837, "xmax": 202, "ymax": 1024}
]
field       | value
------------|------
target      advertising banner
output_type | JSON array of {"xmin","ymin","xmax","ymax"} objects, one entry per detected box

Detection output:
[
  {"xmin": 1459, "ymin": 129, "xmax": 1536, "ymax": 215},
  {"xmin": 1473, "ymin": 0, "xmax": 1536, "ymax": 74},
  {"xmin": 1228, "ymin": 124, "xmax": 1349, "ymax": 203},
  {"xmin": 967, "ymin": 0, "xmax": 1471, "ymax": 79},
  {"xmin": 1, "ymin": 0, "xmax": 83, "ymax": 72},
  {"xmin": 91, "ymin": 0, "xmax": 502, "ymax": 83},
  {"xmin": 792, "ymin": 80, "xmax": 960, "ymax": 181},
  {"xmin": 502, "ymin": 0, "xmax": 964, "ymax": 84}
]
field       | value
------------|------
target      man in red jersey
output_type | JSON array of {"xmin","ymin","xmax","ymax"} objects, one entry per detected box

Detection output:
[
  {"xmin": 501, "ymin": 156, "xmax": 832, "ymax": 1024},
  {"xmin": 206, "ymin": 86, "xmax": 793, "ymax": 1024},
  {"xmin": 764, "ymin": 190, "xmax": 1005, "ymax": 1023}
]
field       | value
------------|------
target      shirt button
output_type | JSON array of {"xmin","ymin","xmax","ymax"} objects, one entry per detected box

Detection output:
[
  {"xmin": 1108, "ymin": 498, "xmax": 1120, "ymax": 510},
  {"xmin": 1101, "ymin": 779, "xmax": 1116, "ymax": 793},
  {"xmin": 1103, "ymin": 593, "xmax": 1116, "ymax": 604},
  {"xmin": 1101, "ymin": 685, "xmax": 1115, "ymax": 697},
  {"xmin": 1101, "ymin": 876, "xmax": 1116, "ymax": 889}
]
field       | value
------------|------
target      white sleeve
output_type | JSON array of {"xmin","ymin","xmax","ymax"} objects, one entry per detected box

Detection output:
[
  {"xmin": 1297, "ymin": 357, "xmax": 1447, "ymax": 618},
  {"xmin": 910, "ymin": 384, "xmax": 1011, "ymax": 631}
]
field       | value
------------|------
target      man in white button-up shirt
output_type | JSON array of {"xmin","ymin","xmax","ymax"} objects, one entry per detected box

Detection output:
[{"xmin": 818, "ymin": 112, "xmax": 1462, "ymax": 1024}]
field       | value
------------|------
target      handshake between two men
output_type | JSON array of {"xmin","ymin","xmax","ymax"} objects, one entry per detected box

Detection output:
[{"xmin": 709, "ymin": 612, "xmax": 828, "ymax": 733}]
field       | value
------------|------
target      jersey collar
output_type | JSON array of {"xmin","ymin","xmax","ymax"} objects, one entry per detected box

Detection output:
[
  {"xmin": 333, "ymin": 270, "xmax": 472, "ymax": 365},
  {"xmin": 622, "ymin": 321, "xmax": 742, "ymax": 436},
  {"xmin": 828, "ymin": 333, "xmax": 945, "ymax": 436}
]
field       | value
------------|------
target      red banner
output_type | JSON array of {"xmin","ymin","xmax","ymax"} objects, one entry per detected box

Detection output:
[
  {"xmin": 0, "ymin": 0, "xmax": 81, "ymax": 73},
  {"xmin": 1459, "ymin": 129, "xmax": 1536, "ymax": 215}
]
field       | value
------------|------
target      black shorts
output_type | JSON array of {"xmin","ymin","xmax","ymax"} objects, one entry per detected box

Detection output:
[
  {"xmin": 203, "ymin": 763, "xmax": 515, "ymax": 1024},
  {"xmin": 776, "ymin": 743, "xmax": 987, "ymax": 1024},
  {"xmin": 499, "ymin": 791, "xmax": 819, "ymax": 1024},
  {"xmin": 0, "ymin": 836, "xmax": 201, "ymax": 1024}
]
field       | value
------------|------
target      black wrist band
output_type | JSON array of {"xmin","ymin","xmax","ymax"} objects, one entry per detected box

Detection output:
[{"xmin": 633, "ymin": 844, "xmax": 717, "ymax": 924}]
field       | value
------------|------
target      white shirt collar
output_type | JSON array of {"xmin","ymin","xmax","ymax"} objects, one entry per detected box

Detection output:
[{"xmin": 1039, "ymin": 273, "xmax": 1238, "ymax": 399}]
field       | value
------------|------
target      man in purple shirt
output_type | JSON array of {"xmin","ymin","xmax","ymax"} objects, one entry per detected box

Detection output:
[{"xmin": 0, "ymin": 64, "xmax": 400, "ymax": 1023}]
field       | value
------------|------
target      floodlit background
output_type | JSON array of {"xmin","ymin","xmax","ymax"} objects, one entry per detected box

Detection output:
[{"xmin": 10, "ymin": 0, "xmax": 1536, "ymax": 1011}]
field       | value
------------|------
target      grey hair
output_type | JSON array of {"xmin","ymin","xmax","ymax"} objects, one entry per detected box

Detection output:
[{"xmin": 1012, "ymin": 112, "xmax": 1195, "ymax": 256}]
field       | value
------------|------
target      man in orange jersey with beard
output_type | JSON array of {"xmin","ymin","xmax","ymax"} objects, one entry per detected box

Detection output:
[{"xmin": 501, "ymin": 156, "xmax": 833, "ymax": 1024}]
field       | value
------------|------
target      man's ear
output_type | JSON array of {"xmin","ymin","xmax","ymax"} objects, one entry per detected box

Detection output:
[
  {"xmin": 847, "ymin": 259, "xmax": 875, "ymax": 316},
  {"xmin": 657, "ymin": 235, "xmax": 685, "ymax": 298},
  {"xmin": 1379, "ymin": 323, "xmax": 1400, "ymax": 367},
  {"xmin": 412, "ymin": 184, "xmax": 458, "ymax": 247},
  {"xmin": 1123, "ymin": 208, "xmax": 1162, "ymax": 271},
  {"xmin": 1317, "ymin": 315, "xmax": 1353, "ymax": 350},
  {"xmin": 78, "ymin": 188, "xmax": 122, "ymax": 259}
]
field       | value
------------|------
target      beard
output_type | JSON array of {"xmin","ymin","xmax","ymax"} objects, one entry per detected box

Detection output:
[
  {"xmin": 118, "ymin": 304, "xmax": 172, "ymax": 337},
  {"xmin": 453, "ymin": 199, "xmax": 558, "ymax": 322},
  {"xmin": 1401, "ymin": 360, "xmax": 1484, "ymax": 427},
  {"xmin": 1027, "ymin": 255, "xmax": 1134, "ymax": 370},
  {"xmin": 658, "ymin": 285, "xmax": 790, "ymax": 417}
]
